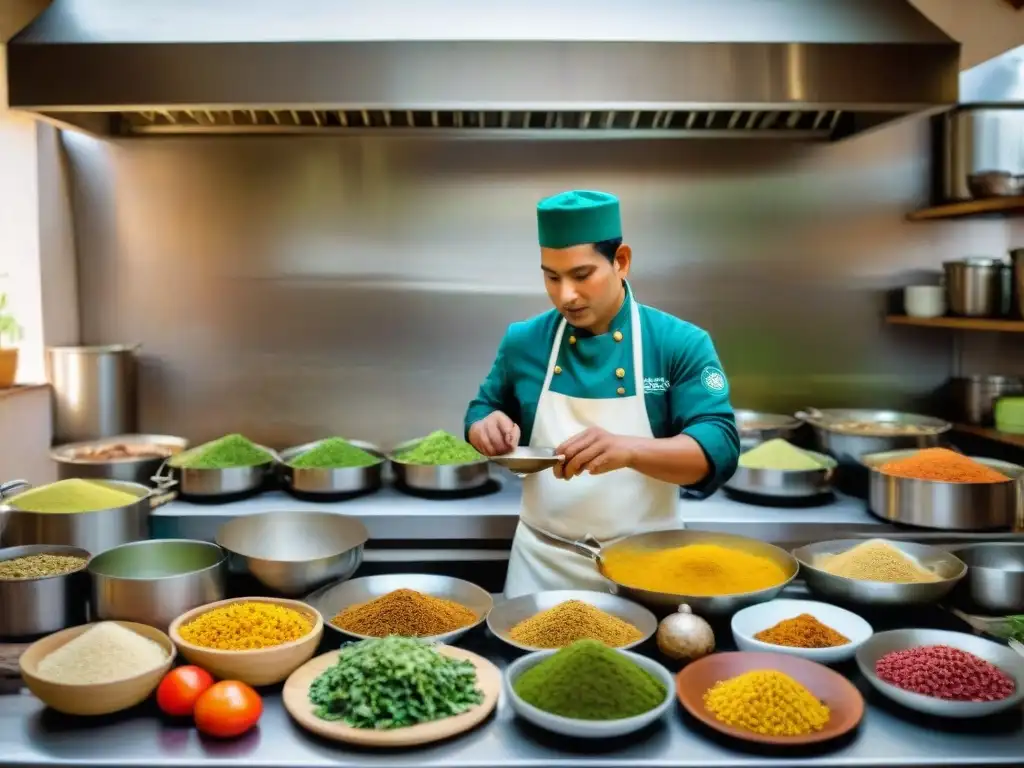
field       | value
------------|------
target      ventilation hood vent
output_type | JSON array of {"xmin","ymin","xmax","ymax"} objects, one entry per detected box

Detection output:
[{"xmin": 7, "ymin": 0, "xmax": 960, "ymax": 141}]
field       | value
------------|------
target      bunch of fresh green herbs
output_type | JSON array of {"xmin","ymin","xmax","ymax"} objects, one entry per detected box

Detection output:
[{"xmin": 308, "ymin": 636, "xmax": 483, "ymax": 729}]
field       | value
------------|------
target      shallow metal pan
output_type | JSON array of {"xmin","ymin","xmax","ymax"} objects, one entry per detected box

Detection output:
[
  {"xmin": 726, "ymin": 449, "xmax": 837, "ymax": 498},
  {"xmin": 279, "ymin": 439, "xmax": 385, "ymax": 499},
  {"xmin": 389, "ymin": 438, "xmax": 490, "ymax": 492}
]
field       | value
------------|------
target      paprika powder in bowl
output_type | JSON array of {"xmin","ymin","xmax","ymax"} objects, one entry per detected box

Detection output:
[
  {"xmin": 731, "ymin": 599, "xmax": 873, "ymax": 664},
  {"xmin": 861, "ymin": 448, "xmax": 1022, "ymax": 531},
  {"xmin": 856, "ymin": 629, "xmax": 1024, "ymax": 718}
]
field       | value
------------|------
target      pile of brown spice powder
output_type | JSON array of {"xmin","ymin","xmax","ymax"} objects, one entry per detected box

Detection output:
[{"xmin": 330, "ymin": 588, "xmax": 478, "ymax": 637}]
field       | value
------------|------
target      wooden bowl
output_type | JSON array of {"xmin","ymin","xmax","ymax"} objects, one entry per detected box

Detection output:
[
  {"xmin": 19, "ymin": 620, "xmax": 176, "ymax": 716},
  {"xmin": 676, "ymin": 651, "xmax": 864, "ymax": 746},
  {"xmin": 169, "ymin": 596, "xmax": 323, "ymax": 687}
]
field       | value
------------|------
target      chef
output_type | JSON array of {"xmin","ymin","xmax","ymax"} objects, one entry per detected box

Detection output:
[{"xmin": 465, "ymin": 189, "xmax": 740, "ymax": 598}]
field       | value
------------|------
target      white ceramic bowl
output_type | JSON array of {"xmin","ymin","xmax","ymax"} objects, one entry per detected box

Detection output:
[
  {"xmin": 731, "ymin": 598, "xmax": 873, "ymax": 664},
  {"xmin": 505, "ymin": 649, "xmax": 675, "ymax": 738},
  {"xmin": 904, "ymin": 285, "xmax": 946, "ymax": 318}
]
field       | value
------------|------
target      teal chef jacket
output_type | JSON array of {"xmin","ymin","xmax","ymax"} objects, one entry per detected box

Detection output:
[{"xmin": 464, "ymin": 290, "xmax": 740, "ymax": 496}]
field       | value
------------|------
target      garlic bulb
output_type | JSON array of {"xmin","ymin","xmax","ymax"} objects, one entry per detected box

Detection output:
[{"xmin": 656, "ymin": 604, "xmax": 715, "ymax": 661}]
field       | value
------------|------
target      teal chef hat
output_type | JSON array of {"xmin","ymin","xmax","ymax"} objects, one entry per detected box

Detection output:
[{"xmin": 536, "ymin": 190, "xmax": 622, "ymax": 249}]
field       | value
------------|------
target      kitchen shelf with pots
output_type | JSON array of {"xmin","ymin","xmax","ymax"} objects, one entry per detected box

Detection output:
[
  {"xmin": 886, "ymin": 315, "xmax": 1024, "ymax": 332},
  {"xmin": 906, "ymin": 196, "xmax": 1024, "ymax": 221}
]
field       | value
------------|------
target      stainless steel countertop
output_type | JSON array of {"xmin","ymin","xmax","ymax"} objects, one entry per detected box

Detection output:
[
  {"xmin": 153, "ymin": 480, "xmax": 887, "ymax": 543},
  {"xmin": 3, "ymin": 626, "xmax": 1024, "ymax": 768}
]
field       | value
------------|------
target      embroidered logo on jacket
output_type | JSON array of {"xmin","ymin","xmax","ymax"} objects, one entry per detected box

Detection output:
[
  {"xmin": 643, "ymin": 377, "xmax": 670, "ymax": 395},
  {"xmin": 700, "ymin": 366, "xmax": 728, "ymax": 395}
]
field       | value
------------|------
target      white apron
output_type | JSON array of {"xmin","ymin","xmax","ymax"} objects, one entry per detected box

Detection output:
[{"xmin": 503, "ymin": 285, "xmax": 680, "ymax": 599}]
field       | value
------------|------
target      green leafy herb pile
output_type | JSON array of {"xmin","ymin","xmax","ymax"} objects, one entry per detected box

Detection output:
[
  {"xmin": 395, "ymin": 430, "xmax": 483, "ymax": 466},
  {"xmin": 308, "ymin": 636, "xmax": 484, "ymax": 729},
  {"xmin": 289, "ymin": 438, "xmax": 381, "ymax": 469},
  {"xmin": 169, "ymin": 433, "xmax": 275, "ymax": 469}
]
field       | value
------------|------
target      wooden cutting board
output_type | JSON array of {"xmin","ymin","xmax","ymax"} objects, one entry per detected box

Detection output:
[{"xmin": 281, "ymin": 645, "xmax": 500, "ymax": 747}]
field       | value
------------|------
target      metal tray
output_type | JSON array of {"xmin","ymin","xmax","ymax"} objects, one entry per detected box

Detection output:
[{"xmin": 50, "ymin": 434, "xmax": 189, "ymax": 486}]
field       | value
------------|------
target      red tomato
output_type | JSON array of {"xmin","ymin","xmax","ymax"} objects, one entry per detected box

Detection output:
[
  {"xmin": 156, "ymin": 666, "xmax": 215, "ymax": 717},
  {"xmin": 193, "ymin": 680, "xmax": 263, "ymax": 738}
]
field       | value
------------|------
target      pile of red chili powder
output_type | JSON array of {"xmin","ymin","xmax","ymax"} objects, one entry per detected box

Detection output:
[{"xmin": 875, "ymin": 645, "xmax": 1016, "ymax": 702}]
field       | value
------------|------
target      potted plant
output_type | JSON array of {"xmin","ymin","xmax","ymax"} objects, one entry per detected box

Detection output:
[{"xmin": 0, "ymin": 292, "xmax": 23, "ymax": 388}]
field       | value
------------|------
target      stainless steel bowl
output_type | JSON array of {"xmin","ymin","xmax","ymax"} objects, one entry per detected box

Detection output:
[
  {"xmin": 389, "ymin": 438, "xmax": 490, "ymax": 492},
  {"xmin": 155, "ymin": 444, "xmax": 279, "ymax": 499},
  {"xmin": 486, "ymin": 589, "xmax": 658, "ymax": 653},
  {"xmin": 793, "ymin": 539, "xmax": 967, "ymax": 606},
  {"xmin": 734, "ymin": 410, "xmax": 803, "ymax": 448},
  {"xmin": 307, "ymin": 573, "xmax": 494, "ymax": 645},
  {"xmin": 856, "ymin": 628, "xmax": 1024, "ymax": 718},
  {"xmin": 279, "ymin": 439, "xmax": 385, "ymax": 498},
  {"xmin": 951, "ymin": 543, "xmax": 1024, "ymax": 614},
  {"xmin": 49, "ymin": 434, "xmax": 190, "ymax": 486},
  {"xmin": 562, "ymin": 529, "xmax": 799, "ymax": 616},
  {"xmin": 0, "ymin": 544, "xmax": 90, "ymax": 638},
  {"xmin": 0, "ymin": 478, "xmax": 172, "ymax": 554},
  {"xmin": 489, "ymin": 447, "xmax": 563, "ymax": 476},
  {"xmin": 797, "ymin": 409, "xmax": 949, "ymax": 468},
  {"xmin": 950, "ymin": 376, "xmax": 1024, "ymax": 427},
  {"xmin": 726, "ymin": 449, "xmax": 836, "ymax": 498},
  {"xmin": 862, "ymin": 450, "xmax": 1022, "ymax": 531},
  {"xmin": 967, "ymin": 171, "xmax": 1023, "ymax": 199},
  {"xmin": 88, "ymin": 539, "xmax": 227, "ymax": 630},
  {"xmin": 216, "ymin": 510, "xmax": 368, "ymax": 596}
]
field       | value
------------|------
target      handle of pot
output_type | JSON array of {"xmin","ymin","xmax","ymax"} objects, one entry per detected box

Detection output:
[
  {"xmin": 571, "ymin": 534, "xmax": 602, "ymax": 561},
  {"xmin": 795, "ymin": 408, "xmax": 826, "ymax": 427},
  {"xmin": 0, "ymin": 479, "xmax": 31, "ymax": 501},
  {"xmin": 148, "ymin": 489, "xmax": 178, "ymax": 509},
  {"xmin": 151, "ymin": 459, "xmax": 177, "ymax": 488}
]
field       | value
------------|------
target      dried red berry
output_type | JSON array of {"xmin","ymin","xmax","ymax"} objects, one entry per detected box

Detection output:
[{"xmin": 875, "ymin": 645, "xmax": 1015, "ymax": 702}]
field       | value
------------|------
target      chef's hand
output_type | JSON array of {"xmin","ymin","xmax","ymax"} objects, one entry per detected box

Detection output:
[
  {"xmin": 468, "ymin": 411, "xmax": 521, "ymax": 456},
  {"xmin": 554, "ymin": 427, "xmax": 635, "ymax": 479}
]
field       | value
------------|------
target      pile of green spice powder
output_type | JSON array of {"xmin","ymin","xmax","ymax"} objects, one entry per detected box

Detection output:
[
  {"xmin": 289, "ymin": 438, "xmax": 381, "ymax": 469},
  {"xmin": 513, "ymin": 639, "xmax": 667, "ymax": 720},
  {"xmin": 169, "ymin": 433, "xmax": 275, "ymax": 470},
  {"xmin": 308, "ymin": 636, "xmax": 484, "ymax": 729},
  {"xmin": 396, "ymin": 430, "xmax": 483, "ymax": 466}
]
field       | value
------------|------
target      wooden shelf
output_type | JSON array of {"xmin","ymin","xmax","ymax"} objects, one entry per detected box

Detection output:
[
  {"xmin": 906, "ymin": 197, "xmax": 1024, "ymax": 221},
  {"xmin": 954, "ymin": 424, "xmax": 1024, "ymax": 449},
  {"xmin": 886, "ymin": 315, "xmax": 1024, "ymax": 332}
]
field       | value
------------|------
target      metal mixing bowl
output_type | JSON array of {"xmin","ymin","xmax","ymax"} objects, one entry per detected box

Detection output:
[
  {"xmin": 797, "ymin": 409, "xmax": 949, "ymax": 468},
  {"xmin": 389, "ymin": 438, "xmax": 490, "ymax": 492},
  {"xmin": 216, "ymin": 510, "xmax": 368, "ymax": 596},
  {"xmin": 725, "ymin": 449, "xmax": 837, "ymax": 498},
  {"xmin": 856, "ymin": 629, "xmax": 1024, "ymax": 718},
  {"xmin": 734, "ymin": 410, "xmax": 803, "ymax": 448},
  {"xmin": 279, "ymin": 439, "xmax": 386, "ymax": 498},
  {"xmin": 486, "ymin": 589, "xmax": 658, "ymax": 653},
  {"xmin": 88, "ymin": 539, "xmax": 227, "ymax": 630},
  {"xmin": 0, "ymin": 544, "xmax": 90, "ymax": 638},
  {"xmin": 156, "ymin": 444, "xmax": 279, "ymax": 500},
  {"xmin": 307, "ymin": 573, "xmax": 494, "ymax": 645},
  {"xmin": 793, "ymin": 539, "xmax": 967, "ymax": 606},
  {"xmin": 952, "ymin": 543, "xmax": 1024, "ymax": 614}
]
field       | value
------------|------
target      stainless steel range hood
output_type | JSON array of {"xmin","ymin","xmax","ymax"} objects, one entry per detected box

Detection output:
[{"xmin": 6, "ymin": 0, "xmax": 960, "ymax": 140}]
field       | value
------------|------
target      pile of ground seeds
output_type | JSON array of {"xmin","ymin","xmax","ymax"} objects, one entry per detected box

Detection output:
[
  {"xmin": 395, "ymin": 430, "xmax": 483, "ymax": 466},
  {"xmin": 9, "ymin": 479, "xmax": 138, "ymax": 514},
  {"xmin": 330, "ymin": 588, "xmax": 478, "ymax": 637},
  {"xmin": 0, "ymin": 553, "xmax": 87, "ymax": 580},
  {"xmin": 704, "ymin": 669, "xmax": 830, "ymax": 737},
  {"xmin": 289, "ymin": 438, "xmax": 381, "ymax": 469},
  {"xmin": 508, "ymin": 600, "xmax": 644, "ymax": 649},
  {"xmin": 178, "ymin": 601, "xmax": 313, "ymax": 650},
  {"xmin": 817, "ymin": 539, "xmax": 940, "ymax": 584},
  {"xmin": 169, "ymin": 434, "xmax": 274, "ymax": 470},
  {"xmin": 36, "ymin": 622, "xmax": 168, "ymax": 684},
  {"xmin": 513, "ymin": 639, "xmax": 667, "ymax": 720},
  {"xmin": 738, "ymin": 439, "xmax": 827, "ymax": 471}
]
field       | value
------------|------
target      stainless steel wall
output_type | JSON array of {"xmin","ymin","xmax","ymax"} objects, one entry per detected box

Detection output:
[{"xmin": 61, "ymin": 119, "xmax": 1011, "ymax": 449}]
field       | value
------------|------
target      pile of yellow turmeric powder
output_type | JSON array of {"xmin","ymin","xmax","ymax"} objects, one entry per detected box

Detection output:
[
  {"xmin": 178, "ymin": 601, "xmax": 313, "ymax": 650},
  {"xmin": 601, "ymin": 543, "xmax": 789, "ymax": 596}
]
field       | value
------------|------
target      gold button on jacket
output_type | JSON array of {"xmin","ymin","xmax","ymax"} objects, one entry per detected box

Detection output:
[
  {"xmin": 554, "ymin": 365, "xmax": 562, "ymax": 375},
  {"xmin": 616, "ymin": 387, "xmax": 626, "ymax": 396},
  {"xmin": 615, "ymin": 367, "xmax": 625, "ymax": 379},
  {"xmin": 613, "ymin": 330, "xmax": 623, "ymax": 342}
]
